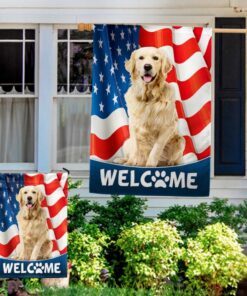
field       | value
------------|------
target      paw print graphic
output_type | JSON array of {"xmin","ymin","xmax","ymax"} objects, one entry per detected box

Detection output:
[
  {"xmin": 33, "ymin": 263, "xmax": 44, "ymax": 274},
  {"xmin": 151, "ymin": 171, "xmax": 168, "ymax": 188}
]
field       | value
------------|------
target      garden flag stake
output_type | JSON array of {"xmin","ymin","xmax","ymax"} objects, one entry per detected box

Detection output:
[
  {"xmin": 90, "ymin": 25, "xmax": 212, "ymax": 196},
  {"xmin": 0, "ymin": 173, "xmax": 68, "ymax": 278}
]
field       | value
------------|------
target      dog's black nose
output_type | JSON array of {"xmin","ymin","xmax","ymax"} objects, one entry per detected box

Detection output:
[
  {"xmin": 144, "ymin": 64, "xmax": 152, "ymax": 71},
  {"xmin": 27, "ymin": 196, "xmax": 32, "ymax": 201}
]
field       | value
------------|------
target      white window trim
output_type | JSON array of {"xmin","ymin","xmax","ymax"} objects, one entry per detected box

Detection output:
[
  {"xmin": 0, "ymin": 24, "xmax": 38, "ymax": 171},
  {"xmin": 37, "ymin": 24, "xmax": 56, "ymax": 173}
]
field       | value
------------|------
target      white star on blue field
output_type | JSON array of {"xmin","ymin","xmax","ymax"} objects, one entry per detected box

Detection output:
[
  {"xmin": 92, "ymin": 24, "xmax": 139, "ymax": 119},
  {"xmin": 0, "ymin": 174, "xmax": 24, "ymax": 232}
]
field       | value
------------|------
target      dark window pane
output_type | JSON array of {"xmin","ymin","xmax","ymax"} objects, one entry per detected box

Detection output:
[
  {"xmin": 70, "ymin": 42, "xmax": 93, "ymax": 93},
  {"xmin": 0, "ymin": 98, "xmax": 34, "ymax": 163},
  {"xmin": 25, "ymin": 29, "xmax": 35, "ymax": 40},
  {"xmin": 25, "ymin": 42, "xmax": 35, "ymax": 94},
  {"xmin": 58, "ymin": 29, "xmax": 68, "ymax": 40},
  {"xmin": 57, "ymin": 42, "xmax": 68, "ymax": 93},
  {"xmin": 0, "ymin": 43, "xmax": 22, "ymax": 93},
  {"xmin": 70, "ymin": 29, "xmax": 93, "ymax": 40},
  {"xmin": 0, "ymin": 29, "xmax": 23, "ymax": 40}
]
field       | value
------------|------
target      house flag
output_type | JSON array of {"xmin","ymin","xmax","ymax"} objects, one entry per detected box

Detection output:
[
  {"xmin": 0, "ymin": 173, "xmax": 68, "ymax": 278},
  {"xmin": 90, "ymin": 25, "xmax": 212, "ymax": 196}
]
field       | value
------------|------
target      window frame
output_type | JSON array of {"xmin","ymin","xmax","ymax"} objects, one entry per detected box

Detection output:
[
  {"xmin": 53, "ymin": 25, "xmax": 92, "ymax": 171},
  {"xmin": 0, "ymin": 24, "xmax": 38, "ymax": 171}
]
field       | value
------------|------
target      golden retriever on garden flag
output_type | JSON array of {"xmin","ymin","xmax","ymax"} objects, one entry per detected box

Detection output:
[
  {"xmin": 90, "ymin": 25, "xmax": 212, "ymax": 196},
  {"xmin": 0, "ymin": 173, "xmax": 68, "ymax": 278}
]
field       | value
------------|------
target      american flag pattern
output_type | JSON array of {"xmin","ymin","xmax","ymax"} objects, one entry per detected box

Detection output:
[
  {"xmin": 91, "ymin": 25, "xmax": 211, "ymax": 163},
  {"xmin": 0, "ymin": 173, "xmax": 68, "ymax": 259}
]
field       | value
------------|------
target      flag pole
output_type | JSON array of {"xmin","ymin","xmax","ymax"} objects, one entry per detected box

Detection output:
[{"xmin": 77, "ymin": 23, "xmax": 247, "ymax": 34}]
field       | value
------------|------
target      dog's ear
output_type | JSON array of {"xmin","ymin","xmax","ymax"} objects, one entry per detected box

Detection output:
[
  {"xmin": 160, "ymin": 51, "xmax": 173, "ymax": 76},
  {"xmin": 16, "ymin": 188, "xmax": 23, "ymax": 205},
  {"xmin": 164, "ymin": 57, "xmax": 172, "ymax": 74},
  {"xmin": 125, "ymin": 50, "xmax": 136, "ymax": 75},
  {"xmin": 37, "ymin": 189, "xmax": 44, "ymax": 204}
]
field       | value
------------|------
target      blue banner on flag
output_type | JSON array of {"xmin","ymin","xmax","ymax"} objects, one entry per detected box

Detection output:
[
  {"xmin": 90, "ymin": 158, "xmax": 210, "ymax": 196},
  {"xmin": 0, "ymin": 254, "xmax": 67, "ymax": 278}
]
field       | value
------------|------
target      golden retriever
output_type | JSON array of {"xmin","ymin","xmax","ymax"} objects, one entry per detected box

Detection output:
[
  {"xmin": 115, "ymin": 47, "xmax": 185, "ymax": 167},
  {"xmin": 15, "ymin": 186, "xmax": 52, "ymax": 260}
]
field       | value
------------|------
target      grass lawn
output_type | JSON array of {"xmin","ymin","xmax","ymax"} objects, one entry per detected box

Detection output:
[
  {"xmin": 41, "ymin": 286, "xmax": 148, "ymax": 296},
  {"xmin": 40, "ymin": 285, "xmax": 187, "ymax": 296}
]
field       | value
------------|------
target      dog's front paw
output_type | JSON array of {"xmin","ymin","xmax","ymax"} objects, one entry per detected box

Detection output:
[
  {"xmin": 113, "ymin": 158, "xmax": 127, "ymax": 164},
  {"xmin": 125, "ymin": 159, "xmax": 138, "ymax": 166},
  {"xmin": 146, "ymin": 159, "xmax": 158, "ymax": 167},
  {"xmin": 17, "ymin": 256, "xmax": 27, "ymax": 260},
  {"xmin": 30, "ymin": 255, "xmax": 38, "ymax": 261}
]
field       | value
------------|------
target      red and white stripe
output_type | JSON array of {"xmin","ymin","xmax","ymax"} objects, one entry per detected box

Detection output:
[
  {"xmin": 0, "ymin": 173, "xmax": 68, "ymax": 259},
  {"xmin": 91, "ymin": 26, "xmax": 211, "ymax": 163}
]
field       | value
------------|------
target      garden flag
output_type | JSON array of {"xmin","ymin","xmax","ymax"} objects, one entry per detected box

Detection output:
[
  {"xmin": 0, "ymin": 173, "xmax": 68, "ymax": 278},
  {"xmin": 90, "ymin": 25, "xmax": 212, "ymax": 196}
]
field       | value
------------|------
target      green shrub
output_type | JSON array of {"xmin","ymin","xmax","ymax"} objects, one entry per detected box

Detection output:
[
  {"xmin": 0, "ymin": 280, "xmax": 7, "ymax": 296},
  {"xmin": 90, "ymin": 195, "xmax": 151, "ymax": 284},
  {"xmin": 238, "ymin": 200, "xmax": 247, "ymax": 234},
  {"xmin": 158, "ymin": 198, "xmax": 246, "ymax": 243},
  {"xmin": 24, "ymin": 278, "xmax": 42, "ymax": 294},
  {"xmin": 68, "ymin": 194, "xmax": 92, "ymax": 232},
  {"xmin": 183, "ymin": 223, "xmax": 247, "ymax": 296},
  {"xmin": 116, "ymin": 220, "xmax": 182, "ymax": 290},
  {"xmin": 91, "ymin": 195, "xmax": 151, "ymax": 240},
  {"xmin": 68, "ymin": 177, "xmax": 82, "ymax": 190},
  {"xmin": 67, "ymin": 178, "xmax": 93, "ymax": 232},
  {"xmin": 209, "ymin": 199, "xmax": 244, "ymax": 233},
  {"xmin": 68, "ymin": 229, "xmax": 109, "ymax": 287},
  {"xmin": 158, "ymin": 202, "xmax": 209, "ymax": 239}
]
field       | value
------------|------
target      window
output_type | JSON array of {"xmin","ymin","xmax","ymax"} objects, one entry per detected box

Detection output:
[
  {"xmin": 55, "ymin": 29, "xmax": 92, "ymax": 168},
  {"xmin": 0, "ymin": 28, "xmax": 36, "ymax": 165}
]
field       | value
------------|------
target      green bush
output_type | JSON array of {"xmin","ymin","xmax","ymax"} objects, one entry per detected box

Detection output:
[
  {"xmin": 67, "ymin": 178, "xmax": 93, "ymax": 232},
  {"xmin": 24, "ymin": 278, "xmax": 42, "ymax": 294},
  {"xmin": 68, "ymin": 229, "xmax": 109, "ymax": 286},
  {"xmin": 116, "ymin": 220, "xmax": 182, "ymax": 290},
  {"xmin": 158, "ymin": 198, "xmax": 246, "ymax": 243},
  {"xmin": 158, "ymin": 202, "xmax": 208, "ymax": 239},
  {"xmin": 68, "ymin": 194, "xmax": 92, "ymax": 232},
  {"xmin": 90, "ymin": 195, "xmax": 151, "ymax": 284},
  {"xmin": 238, "ymin": 200, "xmax": 247, "ymax": 234},
  {"xmin": 209, "ymin": 199, "xmax": 244, "ymax": 234},
  {"xmin": 182, "ymin": 223, "xmax": 247, "ymax": 296},
  {"xmin": 91, "ymin": 195, "xmax": 151, "ymax": 240}
]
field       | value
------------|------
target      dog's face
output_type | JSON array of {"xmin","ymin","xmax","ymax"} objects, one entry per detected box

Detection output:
[
  {"xmin": 125, "ymin": 47, "xmax": 172, "ymax": 84},
  {"xmin": 16, "ymin": 186, "xmax": 43, "ymax": 211}
]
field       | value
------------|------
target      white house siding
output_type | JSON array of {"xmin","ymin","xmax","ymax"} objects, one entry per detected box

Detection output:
[{"xmin": 0, "ymin": 0, "xmax": 247, "ymax": 217}]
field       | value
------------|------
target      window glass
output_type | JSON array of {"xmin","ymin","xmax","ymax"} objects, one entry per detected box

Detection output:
[
  {"xmin": 70, "ymin": 42, "xmax": 92, "ymax": 93},
  {"xmin": 70, "ymin": 29, "xmax": 93, "ymax": 40},
  {"xmin": 25, "ymin": 42, "xmax": 35, "ymax": 94},
  {"xmin": 57, "ymin": 97, "xmax": 91, "ymax": 163},
  {"xmin": 0, "ymin": 29, "xmax": 23, "ymax": 40},
  {"xmin": 0, "ymin": 98, "xmax": 34, "ymax": 162},
  {"xmin": 58, "ymin": 29, "xmax": 68, "ymax": 40},
  {"xmin": 25, "ymin": 29, "xmax": 35, "ymax": 40},
  {"xmin": 57, "ymin": 42, "xmax": 68, "ymax": 94},
  {"xmin": 0, "ymin": 43, "xmax": 23, "ymax": 93},
  {"xmin": 0, "ymin": 29, "xmax": 36, "ymax": 163},
  {"xmin": 56, "ymin": 29, "xmax": 93, "ymax": 164},
  {"xmin": 0, "ymin": 29, "xmax": 35, "ymax": 94}
]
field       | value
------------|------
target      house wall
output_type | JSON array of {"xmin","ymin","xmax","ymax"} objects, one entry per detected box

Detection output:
[{"xmin": 0, "ymin": 0, "xmax": 246, "ymax": 218}]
